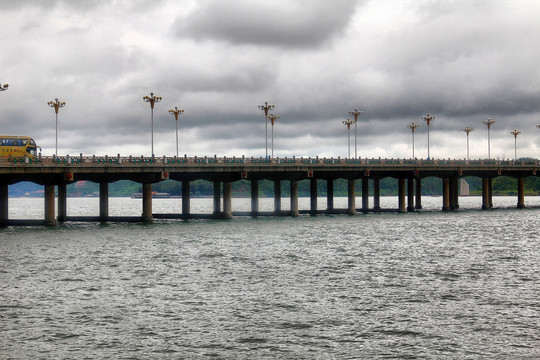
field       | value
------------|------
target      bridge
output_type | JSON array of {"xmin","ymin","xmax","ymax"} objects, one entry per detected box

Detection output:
[{"xmin": 0, "ymin": 154, "xmax": 538, "ymax": 226}]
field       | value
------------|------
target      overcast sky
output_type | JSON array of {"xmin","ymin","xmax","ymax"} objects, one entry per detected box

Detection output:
[{"xmin": 1, "ymin": 0, "xmax": 540, "ymax": 160}]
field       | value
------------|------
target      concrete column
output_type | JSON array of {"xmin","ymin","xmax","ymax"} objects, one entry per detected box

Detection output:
[
  {"xmin": 274, "ymin": 180, "xmax": 281, "ymax": 215},
  {"xmin": 362, "ymin": 178, "xmax": 369, "ymax": 212},
  {"xmin": 142, "ymin": 183, "xmax": 153, "ymax": 222},
  {"xmin": 310, "ymin": 178, "xmax": 317, "ymax": 216},
  {"xmin": 517, "ymin": 177, "xmax": 525, "ymax": 208},
  {"xmin": 251, "ymin": 180, "xmax": 259, "ymax": 216},
  {"xmin": 57, "ymin": 183, "xmax": 67, "ymax": 222},
  {"xmin": 488, "ymin": 177, "xmax": 493, "ymax": 208},
  {"xmin": 223, "ymin": 181, "xmax": 232, "ymax": 219},
  {"xmin": 326, "ymin": 179, "xmax": 334, "ymax": 212},
  {"xmin": 442, "ymin": 178, "xmax": 450, "ymax": 211},
  {"xmin": 450, "ymin": 177, "xmax": 459, "ymax": 210},
  {"xmin": 0, "ymin": 184, "xmax": 8, "ymax": 224},
  {"xmin": 99, "ymin": 182, "xmax": 109, "ymax": 221},
  {"xmin": 407, "ymin": 178, "xmax": 415, "ymax": 212},
  {"xmin": 44, "ymin": 184, "xmax": 56, "ymax": 226},
  {"xmin": 213, "ymin": 181, "xmax": 220, "ymax": 215},
  {"xmin": 415, "ymin": 178, "xmax": 422, "ymax": 209},
  {"xmin": 182, "ymin": 181, "xmax": 191, "ymax": 218},
  {"xmin": 290, "ymin": 180, "xmax": 299, "ymax": 217},
  {"xmin": 347, "ymin": 179, "xmax": 356, "ymax": 215},
  {"xmin": 398, "ymin": 178, "xmax": 406, "ymax": 213},
  {"xmin": 482, "ymin": 177, "xmax": 490, "ymax": 210},
  {"xmin": 373, "ymin": 178, "xmax": 381, "ymax": 211}
]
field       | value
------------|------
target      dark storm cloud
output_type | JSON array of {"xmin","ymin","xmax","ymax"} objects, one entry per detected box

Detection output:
[{"xmin": 174, "ymin": 0, "xmax": 360, "ymax": 48}]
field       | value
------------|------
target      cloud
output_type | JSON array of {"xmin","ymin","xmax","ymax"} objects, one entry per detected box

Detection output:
[{"xmin": 174, "ymin": 0, "xmax": 360, "ymax": 48}]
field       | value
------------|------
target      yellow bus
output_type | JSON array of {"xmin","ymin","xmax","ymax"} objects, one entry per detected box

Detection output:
[{"xmin": 0, "ymin": 136, "xmax": 39, "ymax": 158}]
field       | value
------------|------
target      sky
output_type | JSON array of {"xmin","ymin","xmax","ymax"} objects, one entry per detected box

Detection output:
[{"xmin": 1, "ymin": 0, "xmax": 540, "ymax": 160}]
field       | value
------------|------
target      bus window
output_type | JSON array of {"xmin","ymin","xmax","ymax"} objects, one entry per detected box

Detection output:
[
  {"xmin": 30, "ymin": 139, "xmax": 36, "ymax": 146},
  {"xmin": 22, "ymin": 139, "xmax": 28, "ymax": 145}
]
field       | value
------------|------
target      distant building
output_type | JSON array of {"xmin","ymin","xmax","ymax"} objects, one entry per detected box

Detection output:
[{"xmin": 460, "ymin": 179, "xmax": 470, "ymax": 196}]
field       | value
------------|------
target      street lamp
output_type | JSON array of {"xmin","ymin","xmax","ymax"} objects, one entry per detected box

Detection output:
[
  {"xmin": 0, "ymin": 83, "xmax": 8, "ymax": 91},
  {"xmin": 348, "ymin": 108, "xmax": 363, "ymax": 158},
  {"xmin": 258, "ymin": 101, "xmax": 275, "ymax": 158},
  {"xmin": 482, "ymin": 118, "xmax": 496, "ymax": 159},
  {"xmin": 407, "ymin": 122, "xmax": 419, "ymax": 159},
  {"xmin": 422, "ymin": 113, "xmax": 435, "ymax": 159},
  {"xmin": 510, "ymin": 129, "xmax": 521, "ymax": 160},
  {"xmin": 143, "ymin": 92, "xmax": 162, "ymax": 157},
  {"xmin": 267, "ymin": 114, "xmax": 279, "ymax": 158},
  {"xmin": 47, "ymin": 98, "xmax": 66, "ymax": 156},
  {"xmin": 342, "ymin": 119, "xmax": 354, "ymax": 158},
  {"xmin": 462, "ymin": 126, "xmax": 474, "ymax": 161},
  {"xmin": 168, "ymin": 106, "xmax": 184, "ymax": 157}
]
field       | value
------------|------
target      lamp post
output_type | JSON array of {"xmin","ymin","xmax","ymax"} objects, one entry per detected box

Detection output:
[
  {"xmin": 462, "ymin": 126, "xmax": 474, "ymax": 161},
  {"xmin": 143, "ymin": 92, "xmax": 162, "ymax": 157},
  {"xmin": 342, "ymin": 119, "xmax": 354, "ymax": 158},
  {"xmin": 407, "ymin": 122, "xmax": 419, "ymax": 159},
  {"xmin": 47, "ymin": 98, "xmax": 66, "ymax": 156},
  {"xmin": 168, "ymin": 106, "xmax": 184, "ymax": 158},
  {"xmin": 510, "ymin": 129, "xmax": 521, "ymax": 160},
  {"xmin": 267, "ymin": 113, "xmax": 279, "ymax": 158},
  {"xmin": 258, "ymin": 101, "xmax": 275, "ymax": 158},
  {"xmin": 348, "ymin": 108, "xmax": 363, "ymax": 158},
  {"xmin": 422, "ymin": 113, "xmax": 435, "ymax": 160},
  {"xmin": 0, "ymin": 83, "xmax": 8, "ymax": 91},
  {"xmin": 482, "ymin": 118, "xmax": 496, "ymax": 159}
]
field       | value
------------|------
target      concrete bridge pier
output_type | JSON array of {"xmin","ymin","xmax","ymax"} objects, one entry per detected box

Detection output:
[
  {"xmin": 99, "ymin": 182, "xmax": 109, "ymax": 222},
  {"xmin": 0, "ymin": 184, "xmax": 8, "ymax": 225},
  {"xmin": 362, "ymin": 178, "xmax": 369, "ymax": 212},
  {"xmin": 57, "ymin": 183, "xmax": 67, "ymax": 222},
  {"xmin": 182, "ymin": 181, "xmax": 191, "ymax": 218},
  {"xmin": 223, "ymin": 181, "xmax": 233, "ymax": 219},
  {"xmin": 347, "ymin": 179, "xmax": 356, "ymax": 215},
  {"xmin": 398, "ymin": 178, "xmax": 406, "ymax": 213},
  {"xmin": 310, "ymin": 178, "xmax": 317, "ymax": 216},
  {"xmin": 442, "ymin": 178, "xmax": 450, "ymax": 211},
  {"xmin": 213, "ymin": 181, "xmax": 220, "ymax": 216},
  {"xmin": 415, "ymin": 178, "xmax": 422, "ymax": 209},
  {"xmin": 373, "ymin": 178, "xmax": 381, "ymax": 211},
  {"xmin": 450, "ymin": 177, "xmax": 459, "ymax": 210},
  {"xmin": 142, "ymin": 183, "xmax": 153, "ymax": 223},
  {"xmin": 274, "ymin": 180, "xmax": 281, "ymax": 215},
  {"xmin": 251, "ymin": 180, "xmax": 259, "ymax": 216},
  {"xmin": 482, "ymin": 177, "xmax": 492, "ymax": 210},
  {"xmin": 290, "ymin": 180, "xmax": 299, "ymax": 217},
  {"xmin": 326, "ymin": 179, "xmax": 334, "ymax": 213},
  {"xmin": 407, "ymin": 178, "xmax": 415, "ymax": 212},
  {"xmin": 517, "ymin": 177, "xmax": 525, "ymax": 208},
  {"xmin": 44, "ymin": 184, "xmax": 56, "ymax": 226}
]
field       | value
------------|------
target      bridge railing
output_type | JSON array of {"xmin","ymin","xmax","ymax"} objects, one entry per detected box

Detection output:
[{"xmin": 2, "ymin": 155, "xmax": 539, "ymax": 167}]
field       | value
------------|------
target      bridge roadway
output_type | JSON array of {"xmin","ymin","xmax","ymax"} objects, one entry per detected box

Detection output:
[{"xmin": 0, "ymin": 155, "xmax": 538, "ymax": 225}]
